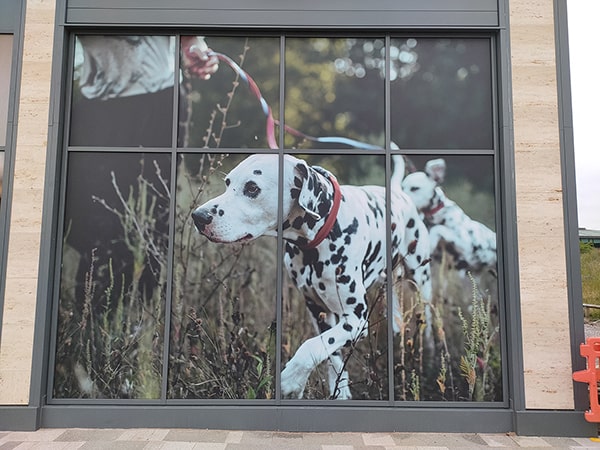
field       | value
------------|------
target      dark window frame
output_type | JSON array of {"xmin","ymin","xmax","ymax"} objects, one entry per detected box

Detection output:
[{"xmin": 48, "ymin": 30, "xmax": 507, "ymax": 408}]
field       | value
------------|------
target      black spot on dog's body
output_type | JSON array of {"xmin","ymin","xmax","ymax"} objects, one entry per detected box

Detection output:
[
  {"xmin": 337, "ymin": 274, "xmax": 351, "ymax": 284},
  {"xmin": 328, "ymin": 222, "xmax": 343, "ymax": 241},
  {"xmin": 346, "ymin": 297, "xmax": 356, "ymax": 305},
  {"xmin": 318, "ymin": 198, "xmax": 332, "ymax": 217},
  {"xmin": 343, "ymin": 323, "xmax": 353, "ymax": 332},
  {"xmin": 343, "ymin": 218, "xmax": 359, "ymax": 236},
  {"xmin": 349, "ymin": 280, "xmax": 356, "ymax": 293},
  {"xmin": 292, "ymin": 216, "xmax": 304, "ymax": 230},
  {"xmin": 354, "ymin": 303, "xmax": 366, "ymax": 319},
  {"xmin": 328, "ymin": 337, "xmax": 335, "ymax": 345},
  {"xmin": 407, "ymin": 218, "xmax": 415, "ymax": 228},
  {"xmin": 253, "ymin": 169, "xmax": 262, "ymax": 175}
]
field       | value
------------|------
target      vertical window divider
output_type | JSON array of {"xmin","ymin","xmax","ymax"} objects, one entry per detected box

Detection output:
[
  {"xmin": 160, "ymin": 34, "xmax": 180, "ymax": 403},
  {"xmin": 384, "ymin": 34, "xmax": 395, "ymax": 405},
  {"xmin": 46, "ymin": 32, "xmax": 77, "ymax": 401},
  {"xmin": 275, "ymin": 34, "xmax": 286, "ymax": 404}
]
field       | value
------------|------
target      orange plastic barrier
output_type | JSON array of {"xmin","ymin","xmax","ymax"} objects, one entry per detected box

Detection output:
[{"xmin": 573, "ymin": 337, "xmax": 600, "ymax": 422}]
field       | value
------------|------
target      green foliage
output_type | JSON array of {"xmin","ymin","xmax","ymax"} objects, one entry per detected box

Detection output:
[
  {"xmin": 458, "ymin": 274, "xmax": 499, "ymax": 402},
  {"xmin": 580, "ymin": 245, "xmax": 600, "ymax": 320}
]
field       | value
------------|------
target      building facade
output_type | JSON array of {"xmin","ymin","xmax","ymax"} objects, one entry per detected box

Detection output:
[{"xmin": 0, "ymin": 0, "xmax": 593, "ymax": 436}]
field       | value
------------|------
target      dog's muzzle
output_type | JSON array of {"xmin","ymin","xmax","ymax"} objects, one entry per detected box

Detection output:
[{"xmin": 192, "ymin": 208, "xmax": 213, "ymax": 232}]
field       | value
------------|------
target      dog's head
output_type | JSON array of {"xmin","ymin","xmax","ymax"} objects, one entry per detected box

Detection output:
[
  {"xmin": 192, "ymin": 154, "xmax": 333, "ymax": 244},
  {"xmin": 401, "ymin": 158, "xmax": 446, "ymax": 211},
  {"xmin": 192, "ymin": 154, "xmax": 281, "ymax": 243}
]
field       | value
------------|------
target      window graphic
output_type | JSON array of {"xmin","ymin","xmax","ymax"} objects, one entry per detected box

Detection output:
[
  {"xmin": 1, "ymin": 34, "xmax": 13, "ymax": 209},
  {"xmin": 54, "ymin": 34, "xmax": 501, "ymax": 403}
]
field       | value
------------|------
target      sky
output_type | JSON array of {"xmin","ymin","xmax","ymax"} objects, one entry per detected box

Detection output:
[{"xmin": 567, "ymin": 0, "xmax": 600, "ymax": 230}]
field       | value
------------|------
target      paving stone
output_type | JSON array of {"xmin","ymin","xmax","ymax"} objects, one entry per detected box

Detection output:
[
  {"xmin": 391, "ymin": 432, "xmax": 484, "ymax": 447},
  {"xmin": 510, "ymin": 436, "xmax": 552, "ymax": 447},
  {"xmin": 15, "ymin": 443, "xmax": 85, "ymax": 449},
  {"xmin": 2, "ymin": 430, "xmax": 65, "ymax": 442},
  {"xmin": 55, "ymin": 429, "xmax": 125, "ymax": 442},
  {"xmin": 143, "ymin": 442, "xmax": 196, "ymax": 450},
  {"xmin": 327, "ymin": 433, "xmax": 365, "ymax": 446},
  {"xmin": 362, "ymin": 432, "xmax": 395, "ymax": 446},
  {"xmin": 385, "ymin": 447, "xmax": 449, "ymax": 450},
  {"xmin": 78, "ymin": 442, "xmax": 146, "ymax": 450},
  {"xmin": 539, "ymin": 436, "xmax": 581, "ymax": 447},
  {"xmin": 224, "ymin": 431, "xmax": 244, "ymax": 444},
  {"xmin": 0, "ymin": 442, "xmax": 24, "ymax": 450},
  {"xmin": 479, "ymin": 433, "xmax": 518, "ymax": 447},
  {"xmin": 116, "ymin": 429, "xmax": 170, "ymax": 441},
  {"xmin": 163, "ymin": 429, "xmax": 229, "ymax": 443},
  {"xmin": 237, "ymin": 431, "xmax": 274, "ymax": 444},
  {"xmin": 571, "ymin": 437, "xmax": 600, "ymax": 447}
]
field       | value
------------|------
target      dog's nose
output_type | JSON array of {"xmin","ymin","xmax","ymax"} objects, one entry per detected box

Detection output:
[{"xmin": 192, "ymin": 208, "xmax": 213, "ymax": 230}]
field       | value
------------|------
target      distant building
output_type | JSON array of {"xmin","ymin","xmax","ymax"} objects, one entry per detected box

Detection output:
[{"xmin": 579, "ymin": 228, "xmax": 600, "ymax": 247}]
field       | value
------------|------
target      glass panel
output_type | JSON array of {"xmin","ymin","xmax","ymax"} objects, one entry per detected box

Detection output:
[
  {"xmin": 281, "ymin": 154, "xmax": 388, "ymax": 400},
  {"xmin": 54, "ymin": 152, "xmax": 171, "ymax": 399},
  {"xmin": 169, "ymin": 153, "xmax": 277, "ymax": 399},
  {"xmin": 0, "ymin": 151, "xmax": 4, "ymax": 207},
  {"xmin": 178, "ymin": 37, "xmax": 280, "ymax": 148},
  {"xmin": 390, "ymin": 38, "xmax": 493, "ymax": 150},
  {"xmin": 0, "ymin": 35, "xmax": 13, "ymax": 147},
  {"xmin": 69, "ymin": 36, "xmax": 175, "ymax": 147},
  {"xmin": 285, "ymin": 38, "xmax": 385, "ymax": 150},
  {"xmin": 392, "ymin": 154, "xmax": 501, "ymax": 401}
]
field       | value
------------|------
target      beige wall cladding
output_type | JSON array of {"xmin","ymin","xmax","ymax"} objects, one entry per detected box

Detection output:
[
  {"xmin": 0, "ymin": 0, "xmax": 55, "ymax": 404},
  {"xmin": 510, "ymin": 0, "xmax": 574, "ymax": 409}
]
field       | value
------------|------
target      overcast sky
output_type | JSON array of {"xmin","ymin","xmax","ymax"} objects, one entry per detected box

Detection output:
[{"xmin": 567, "ymin": 0, "xmax": 600, "ymax": 230}]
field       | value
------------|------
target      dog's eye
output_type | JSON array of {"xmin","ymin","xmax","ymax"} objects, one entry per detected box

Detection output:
[
  {"xmin": 243, "ymin": 181, "xmax": 261, "ymax": 198},
  {"xmin": 410, "ymin": 186, "xmax": 419, "ymax": 192}
]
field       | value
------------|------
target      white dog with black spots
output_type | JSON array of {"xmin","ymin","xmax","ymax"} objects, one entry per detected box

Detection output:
[
  {"xmin": 192, "ymin": 154, "xmax": 432, "ymax": 399},
  {"xmin": 395, "ymin": 156, "xmax": 497, "ymax": 275}
]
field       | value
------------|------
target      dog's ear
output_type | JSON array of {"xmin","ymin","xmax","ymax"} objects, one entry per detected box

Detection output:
[
  {"xmin": 425, "ymin": 158, "xmax": 446, "ymax": 184},
  {"xmin": 293, "ymin": 161, "xmax": 323, "ymax": 220}
]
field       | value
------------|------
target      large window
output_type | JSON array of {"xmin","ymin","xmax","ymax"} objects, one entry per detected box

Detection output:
[
  {"xmin": 52, "ymin": 33, "xmax": 502, "ymax": 404},
  {"xmin": 0, "ymin": 34, "xmax": 13, "ymax": 209}
]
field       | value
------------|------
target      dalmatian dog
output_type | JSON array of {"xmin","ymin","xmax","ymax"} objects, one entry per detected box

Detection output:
[
  {"xmin": 396, "ymin": 156, "xmax": 497, "ymax": 274},
  {"xmin": 192, "ymin": 154, "xmax": 432, "ymax": 399}
]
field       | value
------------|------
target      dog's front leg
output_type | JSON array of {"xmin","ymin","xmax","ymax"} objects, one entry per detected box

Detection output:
[{"xmin": 280, "ymin": 307, "xmax": 367, "ymax": 399}]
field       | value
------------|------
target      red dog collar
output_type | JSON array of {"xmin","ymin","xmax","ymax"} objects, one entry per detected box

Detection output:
[
  {"xmin": 303, "ymin": 175, "xmax": 342, "ymax": 250},
  {"xmin": 423, "ymin": 201, "xmax": 444, "ymax": 217}
]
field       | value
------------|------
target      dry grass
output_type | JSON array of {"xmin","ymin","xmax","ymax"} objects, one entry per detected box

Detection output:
[{"xmin": 580, "ymin": 243, "xmax": 600, "ymax": 321}]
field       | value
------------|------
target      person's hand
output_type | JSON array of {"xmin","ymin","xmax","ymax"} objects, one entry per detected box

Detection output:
[{"xmin": 181, "ymin": 36, "xmax": 219, "ymax": 80}]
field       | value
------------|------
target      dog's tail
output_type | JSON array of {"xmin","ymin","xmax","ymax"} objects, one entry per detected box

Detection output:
[{"xmin": 391, "ymin": 154, "xmax": 405, "ymax": 187}]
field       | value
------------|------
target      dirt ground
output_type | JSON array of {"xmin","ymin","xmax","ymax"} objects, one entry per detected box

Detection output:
[{"xmin": 584, "ymin": 320, "xmax": 600, "ymax": 339}]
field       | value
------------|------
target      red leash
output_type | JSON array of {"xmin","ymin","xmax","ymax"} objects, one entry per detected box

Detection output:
[{"xmin": 204, "ymin": 51, "xmax": 383, "ymax": 151}]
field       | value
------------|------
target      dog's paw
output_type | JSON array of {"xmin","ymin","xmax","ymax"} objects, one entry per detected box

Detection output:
[
  {"xmin": 280, "ymin": 362, "xmax": 310, "ymax": 399},
  {"xmin": 330, "ymin": 384, "xmax": 352, "ymax": 400}
]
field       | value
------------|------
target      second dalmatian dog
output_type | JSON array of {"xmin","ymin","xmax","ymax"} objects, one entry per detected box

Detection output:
[
  {"xmin": 192, "ymin": 154, "xmax": 432, "ymax": 399},
  {"xmin": 396, "ymin": 156, "xmax": 497, "ymax": 274}
]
